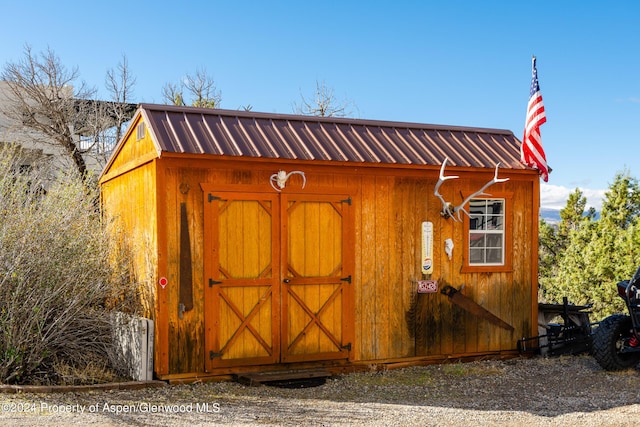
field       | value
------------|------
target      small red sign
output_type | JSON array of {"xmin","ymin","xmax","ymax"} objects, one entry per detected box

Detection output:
[
  {"xmin": 159, "ymin": 277, "xmax": 168, "ymax": 289},
  {"xmin": 417, "ymin": 280, "xmax": 438, "ymax": 294}
]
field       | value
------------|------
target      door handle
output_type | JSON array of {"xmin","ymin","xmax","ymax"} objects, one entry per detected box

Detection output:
[{"xmin": 283, "ymin": 279, "xmax": 291, "ymax": 283}]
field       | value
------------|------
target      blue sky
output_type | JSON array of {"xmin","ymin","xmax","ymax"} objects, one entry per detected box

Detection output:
[{"xmin": 2, "ymin": 1, "xmax": 639, "ymax": 211}]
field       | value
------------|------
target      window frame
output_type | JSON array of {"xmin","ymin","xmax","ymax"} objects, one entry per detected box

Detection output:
[{"xmin": 461, "ymin": 193, "xmax": 513, "ymax": 273}]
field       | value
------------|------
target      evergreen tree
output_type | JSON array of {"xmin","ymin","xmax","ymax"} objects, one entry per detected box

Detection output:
[
  {"xmin": 538, "ymin": 189, "xmax": 593, "ymax": 302},
  {"xmin": 542, "ymin": 172, "xmax": 640, "ymax": 320}
]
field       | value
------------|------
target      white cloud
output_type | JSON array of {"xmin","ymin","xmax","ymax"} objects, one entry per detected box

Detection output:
[{"xmin": 540, "ymin": 183, "xmax": 606, "ymax": 211}]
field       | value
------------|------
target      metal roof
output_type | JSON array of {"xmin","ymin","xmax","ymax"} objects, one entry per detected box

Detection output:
[{"xmin": 138, "ymin": 103, "xmax": 526, "ymax": 170}]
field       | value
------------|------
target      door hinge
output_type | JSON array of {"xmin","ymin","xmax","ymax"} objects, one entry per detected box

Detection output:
[
  {"xmin": 341, "ymin": 343, "xmax": 352, "ymax": 351},
  {"xmin": 208, "ymin": 194, "xmax": 220, "ymax": 202},
  {"xmin": 209, "ymin": 350, "xmax": 223, "ymax": 359},
  {"xmin": 340, "ymin": 197, "xmax": 352, "ymax": 205},
  {"xmin": 209, "ymin": 278, "xmax": 222, "ymax": 287},
  {"xmin": 340, "ymin": 275, "xmax": 352, "ymax": 284}
]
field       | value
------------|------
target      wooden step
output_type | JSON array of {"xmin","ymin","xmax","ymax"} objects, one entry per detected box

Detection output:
[{"xmin": 235, "ymin": 368, "xmax": 332, "ymax": 387}]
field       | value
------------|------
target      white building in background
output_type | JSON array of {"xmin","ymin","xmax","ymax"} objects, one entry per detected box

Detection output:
[{"xmin": 0, "ymin": 80, "xmax": 136, "ymax": 175}]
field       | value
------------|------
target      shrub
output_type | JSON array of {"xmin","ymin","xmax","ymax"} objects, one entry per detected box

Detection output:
[{"xmin": 0, "ymin": 145, "xmax": 141, "ymax": 384}]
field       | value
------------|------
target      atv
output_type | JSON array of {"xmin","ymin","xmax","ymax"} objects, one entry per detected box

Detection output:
[{"xmin": 593, "ymin": 266, "xmax": 640, "ymax": 370}]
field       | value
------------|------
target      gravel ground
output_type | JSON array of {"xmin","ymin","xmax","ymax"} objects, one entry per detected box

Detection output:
[{"xmin": 0, "ymin": 355, "xmax": 639, "ymax": 426}]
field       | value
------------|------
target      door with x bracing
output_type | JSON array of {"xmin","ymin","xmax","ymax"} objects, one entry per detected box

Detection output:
[{"xmin": 203, "ymin": 190, "xmax": 354, "ymax": 370}]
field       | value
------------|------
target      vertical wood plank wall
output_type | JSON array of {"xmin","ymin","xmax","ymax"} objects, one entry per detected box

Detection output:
[
  {"xmin": 103, "ymin": 153, "xmax": 536, "ymax": 375},
  {"xmin": 100, "ymin": 163, "xmax": 158, "ymax": 319}
]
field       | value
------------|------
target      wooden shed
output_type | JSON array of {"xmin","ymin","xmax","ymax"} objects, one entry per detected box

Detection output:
[{"xmin": 99, "ymin": 103, "xmax": 540, "ymax": 381}]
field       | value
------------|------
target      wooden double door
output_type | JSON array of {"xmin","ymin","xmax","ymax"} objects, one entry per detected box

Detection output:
[{"xmin": 203, "ymin": 189, "xmax": 354, "ymax": 370}]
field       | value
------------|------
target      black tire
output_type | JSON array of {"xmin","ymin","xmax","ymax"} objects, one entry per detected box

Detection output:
[{"xmin": 593, "ymin": 314, "xmax": 640, "ymax": 370}]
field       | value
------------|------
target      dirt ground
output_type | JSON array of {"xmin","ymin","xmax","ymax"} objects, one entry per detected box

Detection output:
[{"xmin": 0, "ymin": 355, "xmax": 639, "ymax": 426}]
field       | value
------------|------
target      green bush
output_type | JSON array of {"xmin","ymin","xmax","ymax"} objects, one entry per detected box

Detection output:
[{"xmin": 0, "ymin": 146, "xmax": 139, "ymax": 384}]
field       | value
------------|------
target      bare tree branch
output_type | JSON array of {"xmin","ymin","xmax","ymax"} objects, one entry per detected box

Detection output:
[
  {"xmin": 163, "ymin": 67, "xmax": 221, "ymax": 108},
  {"xmin": 294, "ymin": 80, "xmax": 355, "ymax": 117},
  {"xmin": 1, "ymin": 45, "xmax": 95, "ymax": 176},
  {"xmin": 1, "ymin": 47, "xmax": 138, "ymax": 174},
  {"xmin": 161, "ymin": 82, "xmax": 184, "ymax": 106},
  {"xmin": 185, "ymin": 67, "xmax": 221, "ymax": 108}
]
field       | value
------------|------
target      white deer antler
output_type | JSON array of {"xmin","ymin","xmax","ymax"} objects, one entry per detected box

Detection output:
[
  {"xmin": 452, "ymin": 163, "xmax": 509, "ymax": 220},
  {"xmin": 270, "ymin": 170, "xmax": 306, "ymax": 191},
  {"xmin": 434, "ymin": 158, "xmax": 459, "ymax": 219},
  {"xmin": 434, "ymin": 159, "xmax": 509, "ymax": 221}
]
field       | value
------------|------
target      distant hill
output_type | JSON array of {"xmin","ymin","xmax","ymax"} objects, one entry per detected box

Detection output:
[
  {"xmin": 539, "ymin": 208, "xmax": 600, "ymax": 225},
  {"xmin": 540, "ymin": 208, "xmax": 561, "ymax": 224}
]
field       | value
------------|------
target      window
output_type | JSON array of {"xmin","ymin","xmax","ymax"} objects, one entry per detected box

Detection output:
[
  {"xmin": 468, "ymin": 199, "xmax": 505, "ymax": 266},
  {"xmin": 136, "ymin": 122, "xmax": 146, "ymax": 140}
]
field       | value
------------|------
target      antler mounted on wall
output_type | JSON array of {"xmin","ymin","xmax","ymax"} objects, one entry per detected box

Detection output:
[
  {"xmin": 434, "ymin": 158, "xmax": 458, "ymax": 219},
  {"xmin": 270, "ymin": 170, "xmax": 306, "ymax": 192},
  {"xmin": 434, "ymin": 158, "xmax": 509, "ymax": 221}
]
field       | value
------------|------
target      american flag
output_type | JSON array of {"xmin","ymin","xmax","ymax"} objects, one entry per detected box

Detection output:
[{"xmin": 521, "ymin": 56, "xmax": 549, "ymax": 181}]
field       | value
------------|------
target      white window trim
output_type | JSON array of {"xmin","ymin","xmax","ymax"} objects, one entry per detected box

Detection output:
[{"xmin": 468, "ymin": 198, "xmax": 505, "ymax": 266}]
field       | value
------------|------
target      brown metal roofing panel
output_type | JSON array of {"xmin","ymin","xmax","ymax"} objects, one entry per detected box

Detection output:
[
  {"xmin": 317, "ymin": 122, "xmax": 350, "ymax": 162},
  {"xmin": 353, "ymin": 124, "xmax": 392, "ymax": 163},
  {"xmin": 303, "ymin": 121, "xmax": 348, "ymax": 161},
  {"xmin": 175, "ymin": 112, "xmax": 207, "ymax": 153},
  {"xmin": 366, "ymin": 126, "xmax": 410, "ymax": 164},
  {"xmin": 189, "ymin": 116, "xmax": 222, "ymax": 154},
  {"xmin": 241, "ymin": 118, "xmax": 280, "ymax": 158},
  {"xmin": 287, "ymin": 121, "xmax": 328, "ymax": 160},
  {"xmin": 489, "ymin": 134, "xmax": 523, "ymax": 168},
  {"xmin": 138, "ymin": 104, "xmax": 526, "ymax": 171},
  {"xmin": 421, "ymin": 129, "xmax": 459, "ymax": 165},
  {"xmin": 376, "ymin": 127, "xmax": 420, "ymax": 164},
  {"xmin": 331, "ymin": 123, "xmax": 371, "ymax": 162},
  {"xmin": 471, "ymin": 133, "xmax": 516, "ymax": 168},
  {"xmin": 146, "ymin": 111, "xmax": 178, "ymax": 152},
  {"xmin": 448, "ymin": 131, "xmax": 490, "ymax": 168},
  {"xmin": 359, "ymin": 126, "xmax": 397, "ymax": 164},
  {"xmin": 401, "ymin": 128, "xmax": 443, "ymax": 165},
  {"xmin": 234, "ymin": 117, "xmax": 274, "ymax": 158},
  {"xmin": 199, "ymin": 115, "xmax": 226, "ymax": 155},
  {"xmin": 321, "ymin": 123, "xmax": 364, "ymax": 163},
  {"xmin": 388, "ymin": 128, "xmax": 429, "ymax": 164},
  {"xmin": 219, "ymin": 118, "xmax": 261, "ymax": 157},
  {"xmin": 468, "ymin": 132, "xmax": 521, "ymax": 168},
  {"xmin": 276, "ymin": 120, "xmax": 316, "ymax": 160},
  {"xmin": 254, "ymin": 118, "xmax": 296, "ymax": 159},
  {"xmin": 342, "ymin": 124, "xmax": 382, "ymax": 163},
  {"xmin": 203, "ymin": 115, "xmax": 243, "ymax": 156}
]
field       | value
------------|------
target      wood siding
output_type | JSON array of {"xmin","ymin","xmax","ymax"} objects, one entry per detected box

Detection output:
[
  {"xmin": 102, "ymin": 130, "xmax": 537, "ymax": 377},
  {"xmin": 100, "ymin": 161, "xmax": 158, "ymax": 337}
]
